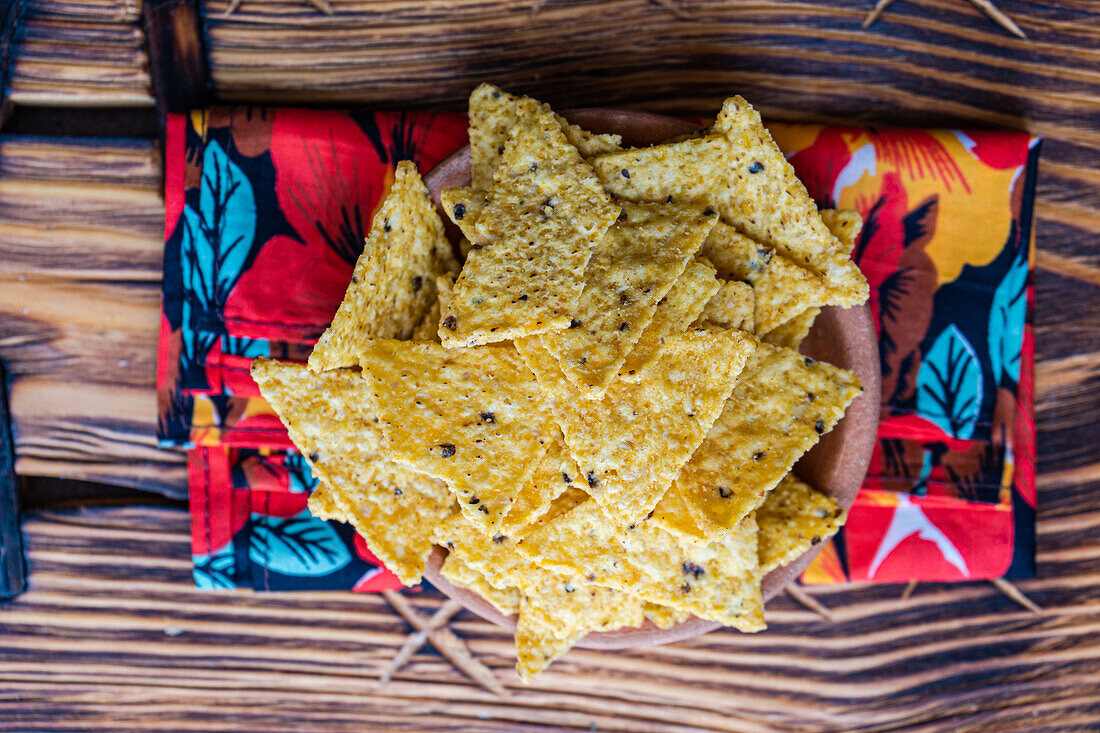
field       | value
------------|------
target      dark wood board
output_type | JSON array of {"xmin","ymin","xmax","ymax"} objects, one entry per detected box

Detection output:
[
  {"xmin": 0, "ymin": 135, "xmax": 186, "ymax": 497},
  {"xmin": 0, "ymin": 499, "xmax": 1097, "ymax": 731},
  {"xmin": 0, "ymin": 1, "xmax": 1098, "ymax": 729}
]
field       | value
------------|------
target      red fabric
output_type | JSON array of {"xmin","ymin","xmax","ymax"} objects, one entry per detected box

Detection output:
[{"xmin": 159, "ymin": 108, "xmax": 1038, "ymax": 591}]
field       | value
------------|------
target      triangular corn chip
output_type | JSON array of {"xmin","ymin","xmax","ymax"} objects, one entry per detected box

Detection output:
[
  {"xmin": 592, "ymin": 96, "xmax": 868, "ymax": 307},
  {"xmin": 644, "ymin": 603, "xmax": 692, "ymax": 629},
  {"xmin": 762, "ymin": 306, "xmax": 820, "ymax": 349},
  {"xmin": 410, "ymin": 273, "xmax": 457, "ymax": 343},
  {"xmin": 441, "ymin": 186, "xmax": 488, "ymax": 246},
  {"xmin": 518, "ymin": 498, "xmax": 764, "ymax": 631},
  {"xmin": 439, "ymin": 551, "xmax": 521, "ymax": 616},
  {"xmin": 695, "ymin": 279, "xmax": 754, "ymax": 331},
  {"xmin": 514, "ymin": 495, "xmax": 648, "ymax": 590},
  {"xmin": 701, "ymin": 221, "xmax": 827, "ymax": 335},
  {"xmin": 436, "ymin": 512, "xmax": 644, "ymax": 682},
  {"xmin": 618, "ymin": 257, "xmax": 720, "ymax": 381},
  {"xmin": 515, "ymin": 571, "xmax": 643, "ymax": 682},
  {"xmin": 438, "ymin": 514, "xmax": 643, "ymax": 638},
  {"xmin": 353, "ymin": 339, "xmax": 555, "ymax": 534},
  {"xmin": 820, "ymin": 208, "xmax": 863, "ymax": 257},
  {"xmin": 649, "ymin": 484, "xmax": 706, "ymax": 540},
  {"xmin": 468, "ymin": 83, "xmax": 621, "ymax": 189},
  {"xmin": 514, "ymin": 607, "xmax": 585, "ymax": 683},
  {"xmin": 669, "ymin": 343, "xmax": 862, "ymax": 536},
  {"xmin": 500, "ymin": 432, "xmax": 580, "ymax": 534},
  {"xmin": 251, "ymin": 358, "xmax": 453, "ymax": 585},
  {"xmin": 757, "ymin": 473, "xmax": 846, "ymax": 574},
  {"xmin": 517, "ymin": 327, "xmax": 756, "ymax": 526},
  {"xmin": 622, "ymin": 511, "xmax": 764, "ymax": 631},
  {"xmin": 441, "ymin": 99, "xmax": 619, "ymax": 347},
  {"xmin": 759, "ymin": 210, "xmax": 860, "ymax": 347},
  {"xmin": 538, "ymin": 202, "xmax": 713, "ymax": 390},
  {"xmin": 309, "ymin": 161, "xmax": 457, "ymax": 371}
]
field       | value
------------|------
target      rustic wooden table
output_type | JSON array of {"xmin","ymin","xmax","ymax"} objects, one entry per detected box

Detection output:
[{"xmin": 1, "ymin": 1, "xmax": 1098, "ymax": 730}]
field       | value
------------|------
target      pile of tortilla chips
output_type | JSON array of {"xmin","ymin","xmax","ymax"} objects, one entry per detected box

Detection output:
[{"xmin": 252, "ymin": 84, "xmax": 868, "ymax": 683}]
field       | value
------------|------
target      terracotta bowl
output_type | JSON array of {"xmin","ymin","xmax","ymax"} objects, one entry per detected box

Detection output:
[{"xmin": 422, "ymin": 109, "xmax": 880, "ymax": 650}]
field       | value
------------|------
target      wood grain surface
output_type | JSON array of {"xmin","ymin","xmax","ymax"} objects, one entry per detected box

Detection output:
[
  {"xmin": 0, "ymin": 501, "xmax": 1096, "ymax": 731},
  {"xmin": 0, "ymin": 136, "xmax": 186, "ymax": 497},
  {"xmin": 1, "ymin": 1, "xmax": 1099, "ymax": 729},
  {"xmin": 9, "ymin": 0, "xmax": 153, "ymax": 107}
]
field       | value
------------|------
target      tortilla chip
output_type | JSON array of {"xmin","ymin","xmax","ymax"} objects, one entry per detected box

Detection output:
[
  {"xmin": 514, "ymin": 497, "xmax": 648, "ymax": 590},
  {"xmin": 468, "ymin": 83, "xmax": 621, "ymax": 189},
  {"xmin": 700, "ymin": 221, "xmax": 825, "ymax": 335},
  {"xmin": 696, "ymin": 279, "xmax": 754, "ymax": 331},
  {"xmin": 592, "ymin": 97, "xmax": 868, "ymax": 307},
  {"xmin": 500, "ymin": 432, "xmax": 580, "ymax": 534},
  {"xmin": 411, "ymin": 299, "xmax": 442, "ymax": 342},
  {"xmin": 515, "ymin": 571, "xmax": 643, "ymax": 682},
  {"xmin": 762, "ymin": 306, "xmax": 820, "ymax": 349},
  {"xmin": 618, "ymin": 257, "xmax": 720, "ymax": 381},
  {"xmin": 437, "ymin": 512, "xmax": 631, "ymax": 628},
  {"xmin": 517, "ymin": 327, "xmax": 757, "ymax": 526},
  {"xmin": 644, "ymin": 603, "xmax": 692, "ymax": 629},
  {"xmin": 649, "ymin": 485, "xmax": 706, "ymax": 540},
  {"xmin": 309, "ymin": 161, "xmax": 457, "ymax": 371},
  {"xmin": 440, "ymin": 551, "xmax": 521, "ymax": 616},
  {"xmin": 442, "ymin": 98, "xmax": 620, "ymax": 347},
  {"xmin": 307, "ymin": 463, "xmax": 454, "ymax": 586},
  {"xmin": 757, "ymin": 473, "xmax": 846, "ymax": 574},
  {"xmin": 514, "ymin": 608, "xmax": 585, "ymax": 682},
  {"xmin": 820, "ymin": 208, "xmax": 863, "ymax": 257},
  {"xmin": 436, "ymin": 511, "xmax": 643, "ymax": 681},
  {"xmin": 622, "ymin": 512, "xmax": 764, "ymax": 631},
  {"xmin": 441, "ymin": 186, "xmax": 488, "ymax": 243},
  {"xmin": 353, "ymin": 339, "xmax": 555, "ymax": 534},
  {"xmin": 411, "ymin": 273, "xmax": 457, "ymax": 343},
  {"xmin": 251, "ymin": 359, "xmax": 453, "ymax": 585},
  {"xmin": 669, "ymin": 343, "xmax": 862, "ymax": 536},
  {"xmin": 519, "ymin": 498, "xmax": 764, "ymax": 630},
  {"xmin": 560, "ymin": 119, "xmax": 623, "ymax": 158},
  {"xmin": 538, "ymin": 201, "xmax": 713, "ymax": 390},
  {"xmin": 758, "ymin": 209, "xmax": 861, "ymax": 347}
]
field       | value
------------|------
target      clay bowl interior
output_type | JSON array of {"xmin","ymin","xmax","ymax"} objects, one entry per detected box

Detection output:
[{"xmin": 422, "ymin": 109, "xmax": 880, "ymax": 649}]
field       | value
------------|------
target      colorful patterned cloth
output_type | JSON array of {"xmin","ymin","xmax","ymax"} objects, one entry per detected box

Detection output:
[
  {"xmin": 768, "ymin": 125, "xmax": 1039, "ymax": 583},
  {"xmin": 157, "ymin": 108, "xmax": 1038, "ymax": 591}
]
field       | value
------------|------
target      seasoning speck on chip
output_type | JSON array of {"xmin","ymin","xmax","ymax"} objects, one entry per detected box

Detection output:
[{"xmin": 440, "ymin": 98, "xmax": 619, "ymax": 347}]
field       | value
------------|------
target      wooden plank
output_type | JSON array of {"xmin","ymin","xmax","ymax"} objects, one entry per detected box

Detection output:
[
  {"xmin": 144, "ymin": 0, "xmax": 209, "ymax": 119},
  {"xmin": 7, "ymin": 1, "xmax": 153, "ymax": 107},
  {"xmin": 24, "ymin": 0, "xmax": 142, "ymax": 23},
  {"xmin": 0, "ymin": 502, "xmax": 1096, "ymax": 730},
  {"xmin": 0, "ymin": 136, "xmax": 184, "ymax": 497}
]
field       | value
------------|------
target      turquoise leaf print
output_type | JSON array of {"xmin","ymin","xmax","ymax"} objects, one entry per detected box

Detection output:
[
  {"xmin": 193, "ymin": 140, "xmax": 256, "ymax": 311},
  {"xmin": 249, "ymin": 510, "xmax": 351, "ymax": 577},
  {"xmin": 179, "ymin": 206, "xmax": 217, "ymax": 378},
  {"xmin": 222, "ymin": 334, "xmax": 270, "ymax": 359},
  {"xmin": 193, "ymin": 547, "xmax": 235, "ymax": 590},
  {"xmin": 988, "ymin": 250, "xmax": 1028, "ymax": 387},
  {"xmin": 917, "ymin": 324, "xmax": 983, "ymax": 439},
  {"xmin": 284, "ymin": 454, "xmax": 318, "ymax": 494}
]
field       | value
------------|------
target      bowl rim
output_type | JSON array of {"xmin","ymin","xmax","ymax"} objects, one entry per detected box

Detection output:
[{"xmin": 420, "ymin": 107, "xmax": 880, "ymax": 649}]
